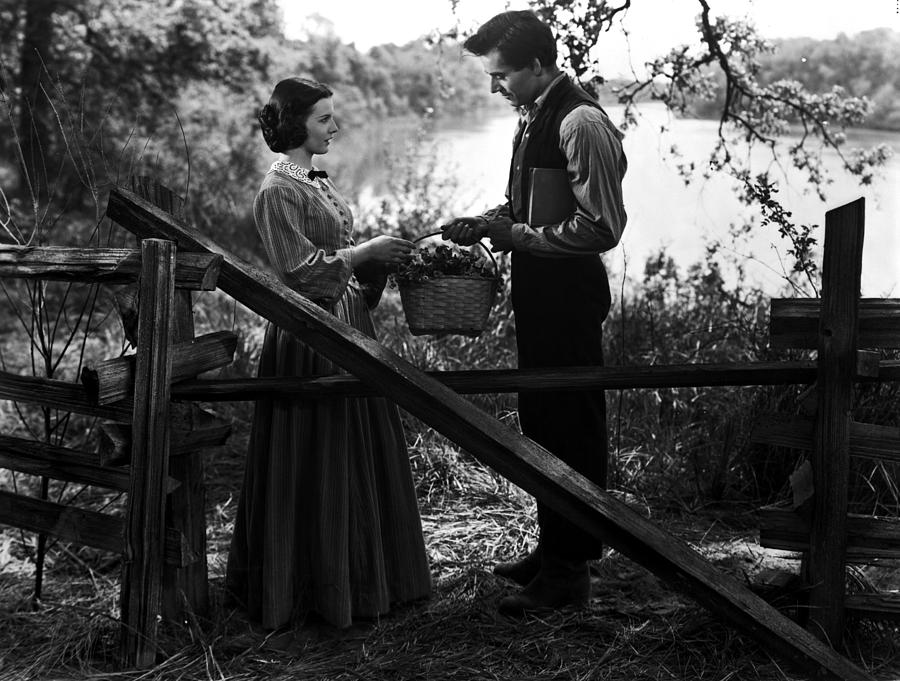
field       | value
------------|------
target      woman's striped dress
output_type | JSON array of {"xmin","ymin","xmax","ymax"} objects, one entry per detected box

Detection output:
[{"xmin": 225, "ymin": 161, "xmax": 432, "ymax": 629}]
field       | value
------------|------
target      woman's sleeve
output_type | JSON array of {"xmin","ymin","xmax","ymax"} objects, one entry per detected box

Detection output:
[{"xmin": 253, "ymin": 184, "xmax": 353, "ymax": 304}]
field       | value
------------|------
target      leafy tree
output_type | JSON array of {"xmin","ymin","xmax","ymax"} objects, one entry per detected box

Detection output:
[
  {"xmin": 0, "ymin": 0, "xmax": 282, "ymax": 218},
  {"xmin": 756, "ymin": 29, "xmax": 900, "ymax": 131}
]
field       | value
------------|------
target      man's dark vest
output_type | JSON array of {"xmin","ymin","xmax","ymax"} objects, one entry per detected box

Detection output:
[{"xmin": 508, "ymin": 76, "xmax": 606, "ymax": 222}]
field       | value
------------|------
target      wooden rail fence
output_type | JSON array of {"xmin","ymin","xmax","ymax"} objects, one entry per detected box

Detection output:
[
  {"xmin": 0, "ymin": 179, "xmax": 235, "ymax": 666},
  {"xmin": 0, "ymin": 184, "xmax": 896, "ymax": 680},
  {"xmin": 753, "ymin": 199, "xmax": 900, "ymax": 643}
]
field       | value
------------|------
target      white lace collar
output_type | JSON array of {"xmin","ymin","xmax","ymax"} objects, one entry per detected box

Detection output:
[{"xmin": 271, "ymin": 160, "xmax": 325, "ymax": 187}]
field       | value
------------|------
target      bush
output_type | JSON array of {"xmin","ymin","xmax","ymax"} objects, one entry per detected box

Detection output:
[{"xmin": 605, "ymin": 246, "xmax": 782, "ymax": 504}]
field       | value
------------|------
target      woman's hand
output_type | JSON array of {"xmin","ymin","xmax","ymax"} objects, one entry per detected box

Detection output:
[
  {"xmin": 352, "ymin": 235, "xmax": 415, "ymax": 267},
  {"xmin": 441, "ymin": 216, "xmax": 488, "ymax": 246}
]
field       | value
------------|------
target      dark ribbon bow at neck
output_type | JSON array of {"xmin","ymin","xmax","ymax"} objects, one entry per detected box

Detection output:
[{"xmin": 308, "ymin": 169, "xmax": 328, "ymax": 180}]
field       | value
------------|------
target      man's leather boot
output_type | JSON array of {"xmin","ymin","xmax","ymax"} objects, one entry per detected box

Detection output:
[
  {"xmin": 493, "ymin": 546, "xmax": 541, "ymax": 586},
  {"xmin": 497, "ymin": 553, "xmax": 590, "ymax": 616}
]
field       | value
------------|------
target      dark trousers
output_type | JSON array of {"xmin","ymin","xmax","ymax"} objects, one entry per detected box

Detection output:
[{"xmin": 511, "ymin": 252, "xmax": 610, "ymax": 561}]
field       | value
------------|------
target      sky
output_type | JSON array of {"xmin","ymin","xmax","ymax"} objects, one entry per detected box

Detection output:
[{"xmin": 281, "ymin": 0, "xmax": 900, "ymax": 76}]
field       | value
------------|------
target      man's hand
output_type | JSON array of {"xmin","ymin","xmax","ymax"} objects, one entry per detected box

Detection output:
[
  {"xmin": 487, "ymin": 217, "xmax": 514, "ymax": 253},
  {"xmin": 441, "ymin": 216, "xmax": 488, "ymax": 246}
]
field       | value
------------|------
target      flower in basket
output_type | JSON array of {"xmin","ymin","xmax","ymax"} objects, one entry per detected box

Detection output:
[{"xmin": 390, "ymin": 243, "xmax": 495, "ymax": 287}]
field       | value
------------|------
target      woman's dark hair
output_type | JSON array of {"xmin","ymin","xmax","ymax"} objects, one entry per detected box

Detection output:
[
  {"xmin": 463, "ymin": 10, "xmax": 557, "ymax": 70},
  {"xmin": 258, "ymin": 78, "xmax": 333, "ymax": 153}
]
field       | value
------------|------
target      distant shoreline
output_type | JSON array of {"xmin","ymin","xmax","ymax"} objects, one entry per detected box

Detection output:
[{"xmin": 431, "ymin": 101, "xmax": 900, "ymax": 138}]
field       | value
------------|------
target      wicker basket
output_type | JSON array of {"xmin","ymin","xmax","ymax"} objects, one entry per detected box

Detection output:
[{"xmin": 398, "ymin": 234, "xmax": 499, "ymax": 337}]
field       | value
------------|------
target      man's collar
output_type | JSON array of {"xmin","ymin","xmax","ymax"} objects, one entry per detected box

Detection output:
[{"xmin": 523, "ymin": 72, "xmax": 567, "ymax": 118}]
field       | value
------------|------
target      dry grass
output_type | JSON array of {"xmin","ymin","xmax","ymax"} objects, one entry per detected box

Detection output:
[{"xmin": 2, "ymin": 429, "xmax": 900, "ymax": 680}]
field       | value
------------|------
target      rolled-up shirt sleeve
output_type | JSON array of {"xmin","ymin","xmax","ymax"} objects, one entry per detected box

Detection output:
[
  {"xmin": 511, "ymin": 106, "xmax": 627, "ymax": 256},
  {"xmin": 253, "ymin": 184, "xmax": 353, "ymax": 304},
  {"xmin": 479, "ymin": 203, "xmax": 511, "ymax": 224}
]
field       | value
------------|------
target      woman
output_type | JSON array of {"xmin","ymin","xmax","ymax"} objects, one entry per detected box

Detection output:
[{"xmin": 226, "ymin": 77, "xmax": 431, "ymax": 630}]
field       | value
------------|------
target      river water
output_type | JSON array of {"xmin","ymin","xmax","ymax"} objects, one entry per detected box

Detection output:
[{"xmin": 423, "ymin": 103, "xmax": 899, "ymax": 297}]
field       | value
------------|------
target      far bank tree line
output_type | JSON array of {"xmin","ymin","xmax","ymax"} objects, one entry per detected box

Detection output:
[{"xmin": 687, "ymin": 28, "xmax": 900, "ymax": 130}]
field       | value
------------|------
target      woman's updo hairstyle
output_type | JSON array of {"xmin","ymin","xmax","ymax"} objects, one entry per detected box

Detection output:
[{"xmin": 258, "ymin": 78, "xmax": 333, "ymax": 153}]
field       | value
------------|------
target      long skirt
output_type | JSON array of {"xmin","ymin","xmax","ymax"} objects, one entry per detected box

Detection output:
[{"xmin": 225, "ymin": 287, "xmax": 432, "ymax": 629}]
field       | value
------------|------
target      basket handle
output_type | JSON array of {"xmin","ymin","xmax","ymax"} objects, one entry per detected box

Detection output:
[{"xmin": 413, "ymin": 230, "xmax": 499, "ymax": 277}]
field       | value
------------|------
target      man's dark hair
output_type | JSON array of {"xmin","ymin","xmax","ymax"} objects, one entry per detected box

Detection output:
[{"xmin": 463, "ymin": 10, "xmax": 557, "ymax": 70}]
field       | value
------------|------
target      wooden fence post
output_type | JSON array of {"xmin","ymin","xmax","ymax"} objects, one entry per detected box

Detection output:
[
  {"xmin": 128, "ymin": 176, "xmax": 209, "ymax": 621},
  {"xmin": 120, "ymin": 239, "xmax": 176, "ymax": 667},
  {"xmin": 806, "ymin": 198, "xmax": 865, "ymax": 645},
  {"xmin": 164, "ymin": 297, "xmax": 210, "ymax": 620}
]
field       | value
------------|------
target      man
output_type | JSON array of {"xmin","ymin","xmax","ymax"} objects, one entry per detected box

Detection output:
[{"xmin": 441, "ymin": 9, "xmax": 627, "ymax": 616}]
